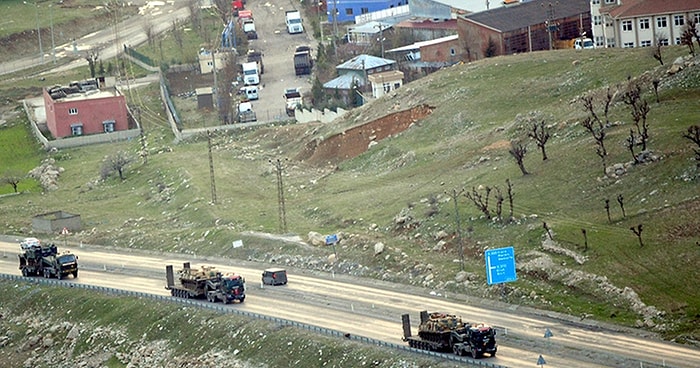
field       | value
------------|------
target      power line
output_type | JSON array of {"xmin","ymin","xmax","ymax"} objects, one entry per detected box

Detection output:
[{"xmin": 270, "ymin": 158, "xmax": 288, "ymax": 233}]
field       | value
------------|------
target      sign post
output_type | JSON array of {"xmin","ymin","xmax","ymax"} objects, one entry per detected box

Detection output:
[
  {"xmin": 485, "ymin": 246, "xmax": 517, "ymax": 300},
  {"xmin": 325, "ymin": 234, "xmax": 338, "ymax": 259}
]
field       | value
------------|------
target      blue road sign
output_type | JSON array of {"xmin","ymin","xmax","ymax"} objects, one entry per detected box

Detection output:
[
  {"xmin": 537, "ymin": 355, "xmax": 547, "ymax": 365},
  {"xmin": 485, "ymin": 246, "xmax": 517, "ymax": 285},
  {"xmin": 325, "ymin": 234, "xmax": 338, "ymax": 245}
]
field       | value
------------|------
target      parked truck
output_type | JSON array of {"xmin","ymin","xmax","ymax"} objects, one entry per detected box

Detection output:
[
  {"xmin": 402, "ymin": 311, "xmax": 497, "ymax": 358},
  {"xmin": 284, "ymin": 87, "xmax": 302, "ymax": 117},
  {"xmin": 285, "ymin": 10, "xmax": 304, "ymax": 34},
  {"xmin": 232, "ymin": 0, "xmax": 244, "ymax": 16},
  {"xmin": 165, "ymin": 263, "xmax": 246, "ymax": 304},
  {"xmin": 241, "ymin": 61, "xmax": 260, "ymax": 85},
  {"xmin": 247, "ymin": 50, "xmax": 264, "ymax": 74},
  {"xmin": 18, "ymin": 240, "xmax": 78, "ymax": 279},
  {"xmin": 237, "ymin": 10, "xmax": 257, "ymax": 39},
  {"xmin": 293, "ymin": 45, "xmax": 313, "ymax": 76},
  {"xmin": 237, "ymin": 101, "xmax": 257, "ymax": 123}
]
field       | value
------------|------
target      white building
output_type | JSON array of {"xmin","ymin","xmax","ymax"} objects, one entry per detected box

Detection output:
[{"xmin": 591, "ymin": 0, "xmax": 700, "ymax": 48}]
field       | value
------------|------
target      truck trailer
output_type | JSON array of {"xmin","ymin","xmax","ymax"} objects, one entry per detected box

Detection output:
[
  {"xmin": 402, "ymin": 311, "xmax": 497, "ymax": 358},
  {"xmin": 18, "ymin": 240, "xmax": 78, "ymax": 279},
  {"xmin": 165, "ymin": 263, "xmax": 246, "ymax": 304},
  {"xmin": 293, "ymin": 46, "xmax": 313, "ymax": 76}
]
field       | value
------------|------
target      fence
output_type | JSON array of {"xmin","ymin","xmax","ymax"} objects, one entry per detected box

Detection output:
[{"xmin": 0, "ymin": 272, "xmax": 507, "ymax": 367}]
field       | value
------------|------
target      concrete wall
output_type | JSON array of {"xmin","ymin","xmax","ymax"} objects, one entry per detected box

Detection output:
[{"xmin": 32, "ymin": 211, "xmax": 82, "ymax": 234}]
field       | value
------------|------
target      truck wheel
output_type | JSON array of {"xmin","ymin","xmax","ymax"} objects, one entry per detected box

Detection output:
[
  {"xmin": 22, "ymin": 268, "xmax": 29, "ymax": 277},
  {"xmin": 452, "ymin": 345, "xmax": 462, "ymax": 356},
  {"xmin": 491, "ymin": 349, "xmax": 497, "ymax": 357},
  {"xmin": 239, "ymin": 296, "xmax": 245, "ymax": 303},
  {"xmin": 57, "ymin": 272, "xmax": 63, "ymax": 280},
  {"xmin": 73, "ymin": 270, "xmax": 78, "ymax": 278}
]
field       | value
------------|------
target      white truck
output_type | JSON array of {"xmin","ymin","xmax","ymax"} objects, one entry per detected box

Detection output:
[
  {"xmin": 284, "ymin": 87, "xmax": 302, "ymax": 117},
  {"xmin": 285, "ymin": 10, "xmax": 303, "ymax": 34},
  {"xmin": 574, "ymin": 37, "xmax": 595, "ymax": 49},
  {"xmin": 237, "ymin": 101, "xmax": 257, "ymax": 123},
  {"xmin": 241, "ymin": 61, "xmax": 260, "ymax": 85}
]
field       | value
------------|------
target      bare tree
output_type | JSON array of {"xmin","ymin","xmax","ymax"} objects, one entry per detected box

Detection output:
[
  {"xmin": 213, "ymin": 0, "xmax": 230, "ymax": 24},
  {"xmin": 622, "ymin": 80, "xmax": 650, "ymax": 153},
  {"xmin": 101, "ymin": 151, "xmax": 133, "ymax": 180},
  {"xmin": 85, "ymin": 50, "xmax": 99, "ymax": 78},
  {"xmin": 630, "ymin": 224, "xmax": 644, "ymax": 247},
  {"xmin": 581, "ymin": 89, "xmax": 613, "ymax": 175},
  {"xmin": 617, "ymin": 194, "xmax": 626, "ymax": 218},
  {"xmin": 143, "ymin": 20, "xmax": 155, "ymax": 48},
  {"xmin": 509, "ymin": 140, "xmax": 529, "ymax": 175},
  {"xmin": 1, "ymin": 170, "xmax": 24, "ymax": 193},
  {"xmin": 683, "ymin": 124, "xmax": 700, "ymax": 169},
  {"xmin": 464, "ymin": 186, "xmax": 492, "ymax": 220},
  {"xmin": 505, "ymin": 179, "xmax": 514, "ymax": 222},
  {"xmin": 187, "ymin": 0, "xmax": 201, "ymax": 33},
  {"xmin": 651, "ymin": 33, "xmax": 665, "ymax": 65},
  {"xmin": 217, "ymin": 52, "xmax": 239, "ymax": 124},
  {"xmin": 494, "ymin": 187, "xmax": 504, "ymax": 220},
  {"xmin": 652, "ymin": 79, "xmax": 660, "ymax": 103},
  {"xmin": 681, "ymin": 20, "xmax": 697, "ymax": 56},
  {"xmin": 626, "ymin": 129, "xmax": 640, "ymax": 164},
  {"xmin": 528, "ymin": 120, "xmax": 551, "ymax": 161},
  {"xmin": 172, "ymin": 20, "xmax": 185, "ymax": 50}
]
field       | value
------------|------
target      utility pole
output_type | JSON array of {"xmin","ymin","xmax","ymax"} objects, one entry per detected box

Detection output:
[
  {"xmin": 376, "ymin": 23, "xmax": 385, "ymax": 58},
  {"xmin": 543, "ymin": 1, "xmax": 559, "ymax": 51},
  {"xmin": 447, "ymin": 188, "xmax": 466, "ymax": 271},
  {"xmin": 30, "ymin": 1, "xmax": 44, "ymax": 63},
  {"xmin": 50, "ymin": 4, "xmax": 55, "ymax": 64},
  {"xmin": 270, "ymin": 158, "xmax": 288, "ymax": 233},
  {"xmin": 207, "ymin": 131, "xmax": 217, "ymax": 204}
]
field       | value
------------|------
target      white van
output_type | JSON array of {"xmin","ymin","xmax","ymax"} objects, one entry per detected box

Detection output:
[
  {"xmin": 241, "ymin": 61, "xmax": 260, "ymax": 85},
  {"xmin": 240, "ymin": 85, "xmax": 259, "ymax": 100}
]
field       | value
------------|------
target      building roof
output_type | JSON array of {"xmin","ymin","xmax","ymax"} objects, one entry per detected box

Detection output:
[
  {"xmin": 336, "ymin": 54, "xmax": 396, "ymax": 71},
  {"xmin": 387, "ymin": 34, "xmax": 459, "ymax": 53},
  {"xmin": 395, "ymin": 18, "xmax": 458, "ymax": 30},
  {"xmin": 464, "ymin": 0, "xmax": 590, "ymax": 33},
  {"xmin": 348, "ymin": 21, "xmax": 393, "ymax": 34},
  {"xmin": 601, "ymin": 0, "xmax": 700, "ymax": 18},
  {"xmin": 323, "ymin": 74, "xmax": 361, "ymax": 90},
  {"xmin": 367, "ymin": 70, "xmax": 405, "ymax": 83}
]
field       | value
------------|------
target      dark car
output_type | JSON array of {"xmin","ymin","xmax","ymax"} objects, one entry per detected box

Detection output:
[{"xmin": 262, "ymin": 268, "xmax": 287, "ymax": 285}]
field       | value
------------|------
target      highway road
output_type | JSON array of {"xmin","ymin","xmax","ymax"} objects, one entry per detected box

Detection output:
[{"xmin": 2, "ymin": 240, "xmax": 699, "ymax": 368}]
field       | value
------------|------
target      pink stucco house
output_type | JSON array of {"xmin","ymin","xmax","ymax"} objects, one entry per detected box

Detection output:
[{"xmin": 43, "ymin": 79, "xmax": 129, "ymax": 139}]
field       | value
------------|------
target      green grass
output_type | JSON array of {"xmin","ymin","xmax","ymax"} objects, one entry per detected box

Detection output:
[
  {"xmin": 0, "ymin": 280, "xmax": 446, "ymax": 368},
  {"xmin": 1, "ymin": 15, "xmax": 699, "ymax": 347}
]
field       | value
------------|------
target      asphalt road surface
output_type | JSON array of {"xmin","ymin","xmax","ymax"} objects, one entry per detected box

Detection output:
[{"xmin": 2, "ymin": 240, "xmax": 699, "ymax": 368}]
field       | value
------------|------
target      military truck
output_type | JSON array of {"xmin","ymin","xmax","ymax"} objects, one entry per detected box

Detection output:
[
  {"xmin": 165, "ymin": 263, "xmax": 246, "ymax": 304},
  {"xmin": 402, "ymin": 311, "xmax": 497, "ymax": 358},
  {"xmin": 18, "ymin": 240, "xmax": 79, "ymax": 279}
]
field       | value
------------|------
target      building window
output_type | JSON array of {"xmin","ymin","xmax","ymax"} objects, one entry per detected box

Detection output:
[
  {"xmin": 594, "ymin": 15, "xmax": 602, "ymax": 26},
  {"xmin": 657, "ymin": 17, "xmax": 667, "ymax": 28},
  {"xmin": 675, "ymin": 37, "xmax": 681, "ymax": 45},
  {"xmin": 591, "ymin": 0, "xmax": 600, "ymax": 4},
  {"xmin": 68, "ymin": 108, "xmax": 78, "ymax": 115},
  {"xmin": 70, "ymin": 123, "xmax": 83, "ymax": 136},
  {"xmin": 674, "ymin": 15, "xmax": 685, "ymax": 26},
  {"xmin": 639, "ymin": 18, "xmax": 649, "ymax": 30},
  {"xmin": 450, "ymin": 48, "xmax": 456, "ymax": 56},
  {"xmin": 695, "ymin": 13, "xmax": 700, "ymax": 24},
  {"xmin": 622, "ymin": 20, "xmax": 632, "ymax": 32},
  {"xmin": 383, "ymin": 82, "xmax": 391, "ymax": 93},
  {"xmin": 604, "ymin": 0, "xmax": 615, "ymax": 3},
  {"xmin": 595, "ymin": 36, "xmax": 604, "ymax": 46},
  {"xmin": 640, "ymin": 40, "xmax": 651, "ymax": 47},
  {"xmin": 103, "ymin": 120, "xmax": 116, "ymax": 133},
  {"xmin": 345, "ymin": 8, "xmax": 353, "ymax": 15},
  {"xmin": 659, "ymin": 38, "xmax": 669, "ymax": 46},
  {"xmin": 623, "ymin": 42, "xmax": 635, "ymax": 48},
  {"xmin": 607, "ymin": 38, "xmax": 616, "ymax": 47},
  {"xmin": 393, "ymin": 82, "xmax": 401, "ymax": 89},
  {"xmin": 360, "ymin": 7, "xmax": 368, "ymax": 14}
]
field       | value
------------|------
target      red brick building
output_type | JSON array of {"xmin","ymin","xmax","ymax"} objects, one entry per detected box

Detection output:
[
  {"xmin": 43, "ymin": 79, "xmax": 129, "ymax": 139},
  {"xmin": 457, "ymin": 0, "xmax": 591, "ymax": 60}
]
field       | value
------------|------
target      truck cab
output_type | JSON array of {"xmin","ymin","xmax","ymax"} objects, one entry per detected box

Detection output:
[
  {"xmin": 241, "ymin": 61, "xmax": 260, "ymax": 85},
  {"xmin": 262, "ymin": 268, "xmax": 288, "ymax": 285},
  {"xmin": 285, "ymin": 10, "xmax": 303, "ymax": 34}
]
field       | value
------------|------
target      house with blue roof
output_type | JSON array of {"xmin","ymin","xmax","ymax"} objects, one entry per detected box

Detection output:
[{"xmin": 323, "ymin": 54, "xmax": 402, "ymax": 105}]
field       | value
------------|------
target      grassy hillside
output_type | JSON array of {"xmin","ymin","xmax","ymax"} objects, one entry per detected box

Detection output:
[{"xmin": 1, "ymin": 43, "xmax": 699, "ymax": 345}]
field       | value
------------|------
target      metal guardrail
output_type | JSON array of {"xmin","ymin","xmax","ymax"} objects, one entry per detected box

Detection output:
[{"xmin": 0, "ymin": 273, "xmax": 507, "ymax": 367}]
